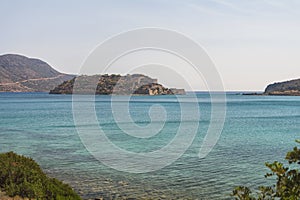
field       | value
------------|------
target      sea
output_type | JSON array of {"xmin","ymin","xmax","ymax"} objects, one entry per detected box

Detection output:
[{"xmin": 0, "ymin": 92, "xmax": 299, "ymax": 199}]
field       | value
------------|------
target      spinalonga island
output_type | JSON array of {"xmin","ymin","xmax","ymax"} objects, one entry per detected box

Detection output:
[{"xmin": 50, "ymin": 74, "xmax": 186, "ymax": 95}]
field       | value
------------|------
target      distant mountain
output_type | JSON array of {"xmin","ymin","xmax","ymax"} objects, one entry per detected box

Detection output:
[
  {"xmin": 0, "ymin": 54, "xmax": 75, "ymax": 92},
  {"xmin": 50, "ymin": 74, "xmax": 185, "ymax": 95},
  {"xmin": 264, "ymin": 78, "xmax": 300, "ymax": 96}
]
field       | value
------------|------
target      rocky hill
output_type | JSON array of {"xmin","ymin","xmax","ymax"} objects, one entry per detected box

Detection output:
[
  {"xmin": 0, "ymin": 54, "xmax": 75, "ymax": 92},
  {"xmin": 264, "ymin": 78, "xmax": 300, "ymax": 96},
  {"xmin": 50, "ymin": 74, "xmax": 185, "ymax": 95}
]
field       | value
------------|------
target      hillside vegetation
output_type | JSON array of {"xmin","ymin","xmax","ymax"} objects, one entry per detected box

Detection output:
[{"xmin": 0, "ymin": 152, "xmax": 81, "ymax": 200}]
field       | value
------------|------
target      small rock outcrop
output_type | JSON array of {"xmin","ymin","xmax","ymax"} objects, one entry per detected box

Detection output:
[
  {"xmin": 50, "ymin": 74, "xmax": 185, "ymax": 95},
  {"xmin": 264, "ymin": 78, "xmax": 300, "ymax": 96}
]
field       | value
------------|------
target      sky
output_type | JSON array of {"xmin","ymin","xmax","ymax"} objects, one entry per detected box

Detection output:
[{"xmin": 1, "ymin": 0, "xmax": 300, "ymax": 91}]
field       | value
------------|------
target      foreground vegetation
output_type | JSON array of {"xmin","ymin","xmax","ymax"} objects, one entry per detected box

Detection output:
[
  {"xmin": 0, "ymin": 152, "xmax": 81, "ymax": 200},
  {"xmin": 232, "ymin": 140, "xmax": 300, "ymax": 200}
]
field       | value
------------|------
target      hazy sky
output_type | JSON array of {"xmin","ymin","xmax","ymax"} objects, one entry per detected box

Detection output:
[{"xmin": 1, "ymin": 0, "xmax": 300, "ymax": 91}]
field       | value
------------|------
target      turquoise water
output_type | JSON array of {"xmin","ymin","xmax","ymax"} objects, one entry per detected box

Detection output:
[{"xmin": 0, "ymin": 92, "xmax": 299, "ymax": 199}]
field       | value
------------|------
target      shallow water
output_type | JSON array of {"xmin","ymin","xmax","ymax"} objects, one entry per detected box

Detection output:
[{"xmin": 0, "ymin": 92, "xmax": 299, "ymax": 199}]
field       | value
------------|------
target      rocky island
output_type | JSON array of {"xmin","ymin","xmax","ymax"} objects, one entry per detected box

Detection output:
[{"xmin": 50, "ymin": 74, "xmax": 185, "ymax": 95}]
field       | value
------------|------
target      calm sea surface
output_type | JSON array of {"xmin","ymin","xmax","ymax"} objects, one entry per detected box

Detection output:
[{"xmin": 0, "ymin": 92, "xmax": 299, "ymax": 199}]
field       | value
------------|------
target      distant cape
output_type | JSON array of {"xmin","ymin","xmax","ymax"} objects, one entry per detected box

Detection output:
[
  {"xmin": 243, "ymin": 78, "xmax": 300, "ymax": 96},
  {"xmin": 0, "ymin": 54, "xmax": 75, "ymax": 92},
  {"xmin": 263, "ymin": 78, "xmax": 300, "ymax": 96}
]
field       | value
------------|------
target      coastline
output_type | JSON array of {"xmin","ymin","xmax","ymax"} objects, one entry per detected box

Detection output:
[{"xmin": 241, "ymin": 92, "xmax": 300, "ymax": 96}]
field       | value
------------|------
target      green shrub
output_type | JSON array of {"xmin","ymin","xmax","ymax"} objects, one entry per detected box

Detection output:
[
  {"xmin": 232, "ymin": 140, "xmax": 300, "ymax": 200},
  {"xmin": 0, "ymin": 151, "xmax": 81, "ymax": 200}
]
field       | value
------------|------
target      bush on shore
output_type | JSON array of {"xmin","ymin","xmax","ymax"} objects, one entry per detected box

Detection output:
[
  {"xmin": 232, "ymin": 140, "xmax": 300, "ymax": 200},
  {"xmin": 0, "ymin": 151, "xmax": 81, "ymax": 200}
]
